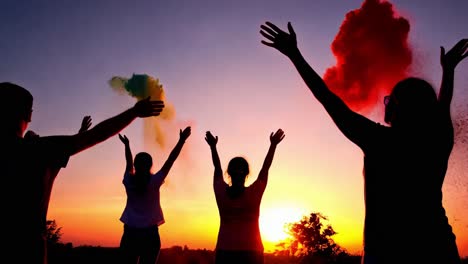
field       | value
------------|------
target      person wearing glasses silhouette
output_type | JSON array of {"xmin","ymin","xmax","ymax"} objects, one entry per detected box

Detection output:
[{"xmin": 260, "ymin": 21, "xmax": 466, "ymax": 263}]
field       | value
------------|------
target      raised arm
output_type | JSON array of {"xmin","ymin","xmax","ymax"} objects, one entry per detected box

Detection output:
[
  {"xmin": 159, "ymin": 126, "xmax": 191, "ymax": 179},
  {"xmin": 205, "ymin": 131, "xmax": 222, "ymax": 183},
  {"xmin": 118, "ymin": 134, "xmax": 133, "ymax": 173},
  {"xmin": 438, "ymin": 39, "xmax": 468, "ymax": 114},
  {"xmin": 257, "ymin": 129, "xmax": 285, "ymax": 183},
  {"xmin": 260, "ymin": 22, "xmax": 375, "ymax": 147},
  {"xmin": 57, "ymin": 97, "xmax": 164, "ymax": 156}
]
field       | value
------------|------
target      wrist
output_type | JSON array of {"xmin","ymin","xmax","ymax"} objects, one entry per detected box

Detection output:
[
  {"xmin": 288, "ymin": 47, "xmax": 301, "ymax": 59},
  {"xmin": 442, "ymin": 66, "xmax": 455, "ymax": 73},
  {"xmin": 128, "ymin": 106, "xmax": 138, "ymax": 118}
]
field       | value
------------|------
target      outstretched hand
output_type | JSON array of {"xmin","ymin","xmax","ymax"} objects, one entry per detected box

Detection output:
[
  {"xmin": 118, "ymin": 134, "xmax": 129, "ymax": 146},
  {"xmin": 133, "ymin": 97, "xmax": 165, "ymax": 118},
  {"xmin": 79, "ymin": 115, "xmax": 92, "ymax": 133},
  {"xmin": 180, "ymin": 126, "xmax": 192, "ymax": 141},
  {"xmin": 260, "ymin": 21, "xmax": 298, "ymax": 57},
  {"xmin": 440, "ymin": 38, "xmax": 468, "ymax": 70},
  {"xmin": 270, "ymin": 128, "xmax": 285, "ymax": 145},
  {"xmin": 205, "ymin": 131, "xmax": 218, "ymax": 147}
]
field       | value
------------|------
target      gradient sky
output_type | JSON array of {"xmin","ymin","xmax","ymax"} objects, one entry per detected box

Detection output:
[{"xmin": 1, "ymin": 0, "xmax": 467, "ymax": 257}]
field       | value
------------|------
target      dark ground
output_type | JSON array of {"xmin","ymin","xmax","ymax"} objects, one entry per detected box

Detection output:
[{"xmin": 48, "ymin": 245, "xmax": 468, "ymax": 264}]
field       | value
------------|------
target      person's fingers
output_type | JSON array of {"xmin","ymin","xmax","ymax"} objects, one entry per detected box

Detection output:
[
  {"xmin": 287, "ymin": 22, "xmax": 296, "ymax": 36},
  {"xmin": 150, "ymin": 106, "xmax": 164, "ymax": 112},
  {"xmin": 440, "ymin": 46, "xmax": 445, "ymax": 64},
  {"xmin": 260, "ymin": 30, "xmax": 276, "ymax": 42},
  {"xmin": 261, "ymin": 40, "xmax": 275, "ymax": 47},
  {"xmin": 260, "ymin": 25, "xmax": 278, "ymax": 37},
  {"xmin": 460, "ymin": 41, "xmax": 468, "ymax": 56},
  {"xmin": 149, "ymin": 102, "xmax": 165, "ymax": 108},
  {"xmin": 462, "ymin": 52, "xmax": 468, "ymax": 60},
  {"xmin": 265, "ymin": 22, "xmax": 282, "ymax": 34},
  {"xmin": 454, "ymin": 39, "xmax": 468, "ymax": 50}
]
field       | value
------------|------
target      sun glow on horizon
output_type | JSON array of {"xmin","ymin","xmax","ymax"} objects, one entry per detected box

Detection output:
[{"xmin": 259, "ymin": 206, "xmax": 307, "ymax": 244}]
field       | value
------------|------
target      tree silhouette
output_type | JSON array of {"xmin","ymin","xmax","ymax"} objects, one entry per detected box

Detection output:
[
  {"xmin": 46, "ymin": 219, "xmax": 63, "ymax": 245},
  {"xmin": 275, "ymin": 212, "xmax": 349, "ymax": 264},
  {"xmin": 47, "ymin": 219, "xmax": 75, "ymax": 264}
]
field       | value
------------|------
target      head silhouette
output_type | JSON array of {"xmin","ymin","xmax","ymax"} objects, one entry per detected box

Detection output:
[
  {"xmin": 134, "ymin": 152, "xmax": 153, "ymax": 174},
  {"xmin": 384, "ymin": 77, "xmax": 437, "ymax": 127},
  {"xmin": 0, "ymin": 82, "xmax": 33, "ymax": 136},
  {"xmin": 227, "ymin": 157, "xmax": 250, "ymax": 187},
  {"xmin": 131, "ymin": 152, "xmax": 153, "ymax": 194}
]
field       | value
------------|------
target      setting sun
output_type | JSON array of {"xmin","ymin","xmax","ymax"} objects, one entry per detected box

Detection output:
[{"xmin": 259, "ymin": 206, "xmax": 307, "ymax": 244}]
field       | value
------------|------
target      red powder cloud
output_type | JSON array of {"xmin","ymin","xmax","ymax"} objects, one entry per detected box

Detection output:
[{"xmin": 323, "ymin": 0, "xmax": 412, "ymax": 113}]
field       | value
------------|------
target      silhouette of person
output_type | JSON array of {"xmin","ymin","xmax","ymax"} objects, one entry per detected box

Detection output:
[
  {"xmin": 260, "ymin": 22, "xmax": 467, "ymax": 264},
  {"xmin": 205, "ymin": 129, "xmax": 285, "ymax": 264},
  {"xmin": 118, "ymin": 126, "xmax": 191, "ymax": 264},
  {"xmin": 22, "ymin": 116, "xmax": 93, "ymax": 191},
  {"xmin": 0, "ymin": 82, "xmax": 164, "ymax": 264}
]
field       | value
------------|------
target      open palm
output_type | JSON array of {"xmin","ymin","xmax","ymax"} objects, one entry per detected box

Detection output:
[{"xmin": 260, "ymin": 21, "xmax": 298, "ymax": 57}]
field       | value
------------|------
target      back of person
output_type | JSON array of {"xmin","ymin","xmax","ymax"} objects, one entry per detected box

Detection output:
[
  {"xmin": 120, "ymin": 170, "xmax": 165, "ymax": 228},
  {"xmin": 363, "ymin": 123, "xmax": 457, "ymax": 260},
  {"xmin": 1, "ymin": 81, "xmax": 165, "ymax": 264},
  {"xmin": 205, "ymin": 129, "xmax": 285, "ymax": 264},
  {"xmin": 214, "ymin": 179, "xmax": 266, "ymax": 251},
  {"xmin": 259, "ymin": 21, "xmax": 465, "ymax": 264},
  {"xmin": 5, "ymin": 136, "xmax": 69, "ymax": 263},
  {"xmin": 117, "ymin": 129, "xmax": 190, "ymax": 264}
]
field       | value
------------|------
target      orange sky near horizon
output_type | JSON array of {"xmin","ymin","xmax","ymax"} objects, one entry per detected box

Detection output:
[{"xmin": 47, "ymin": 93, "xmax": 468, "ymax": 257}]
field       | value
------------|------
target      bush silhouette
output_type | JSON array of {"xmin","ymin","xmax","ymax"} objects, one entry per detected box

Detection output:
[{"xmin": 275, "ymin": 212, "xmax": 350, "ymax": 264}]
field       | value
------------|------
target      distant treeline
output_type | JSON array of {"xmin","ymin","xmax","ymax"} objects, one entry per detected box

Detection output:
[
  {"xmin": 48, "ymin": 244, "xmax": 359, "ymax": 264},
  {"xmin": 48, "ymin": 244, "xmax": 467, "ymax": 264},
  {"xmin": 49, "ymin": 244, "xmax": 216, "ymax": 264}
]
